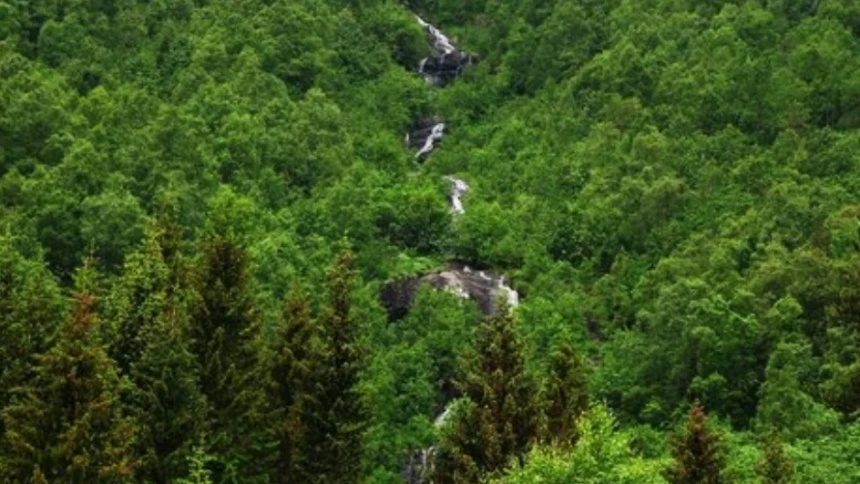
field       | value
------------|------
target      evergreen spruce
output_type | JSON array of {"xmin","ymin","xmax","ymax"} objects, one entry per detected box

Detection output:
[
  {"xmin": 756, "ymin": 435, "xmax": 793, "ymax": 484},
  {"xmin": 108, "ymin": 226, "xmax": 172, "ymax": 375},
  {"xmin": 190, "ymin": 234, "xmax": 274, "ymax": 483},
  {"xmin": 303, "ymin": 250, "xmax": 367, "ymax": 483},
  {"xmin": 0, "ymin": 267, "xmax": 138, "ymax": 482},
  {"xmin": 269, "ymin": 285, "xmax": 323, "ymax": 483},
  {"xmin": 131, "ymin": 304, "xmax": 206, "ymax": 482},
  {"xmin": 665, "ymin": 404, "xmax": 725, "ymax": 484},
  {"xmin": 0, "ymin": 236, "xmax": 64, "ymax": 443},
  {"xmin": 435, "ymin": 306, "xmax": 541, "ymax": 483},
  {"xmin": 544, "ymin": 342, "xmax": 589, "ymax": 446}
]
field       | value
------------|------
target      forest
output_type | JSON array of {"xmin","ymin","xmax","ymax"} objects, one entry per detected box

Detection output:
[{"xmin": 1, "ymin": 0, "xmax": 860, "ymax": 482}]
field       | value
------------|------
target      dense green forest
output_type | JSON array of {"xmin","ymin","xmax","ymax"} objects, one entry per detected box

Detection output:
[{"xmin": 2, "ymin": 0, "xmax": 860, "ymax": 482}]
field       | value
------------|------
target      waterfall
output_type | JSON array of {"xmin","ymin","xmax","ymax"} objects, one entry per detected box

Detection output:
[
  {"xmin": 415, "ymin": 123, "xmax": 445, "ymax": 159},
  {"xmin": 396, "ymin": 12, "xmax": 519, "ymax": 484},
  {"xmin": 445, "ymin": 176, "xmax": 469, "ymax": 214},
  {"xmin": 415, "ymin": 15, "xmax": 456, "ymax": 55}
]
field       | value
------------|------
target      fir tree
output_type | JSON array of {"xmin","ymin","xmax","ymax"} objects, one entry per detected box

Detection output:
[
  {"xmin": 0, "ymin": 236, "xmax": 64, "ymax": 442},
  {"xmin": 190, "ymin": 233, "xmax": 274, "ymax": 482},
  {"xmin": 665, "ymin": 404, "xmax": 725, "ymax": 484},
  {"xmin": 107, "ymin": 226, "xmax": 172, "ymax": 375},
  {"xmin": 0, "ymin": 269, "xmax": 138, "ymax": 482},
  {"xmin": 435, "ymin": 306, "xmax": 541, "ymax": 483},
  {"xmin": 302, "ymin": 250, "xmax": 367, "ymax": 483},
  {"xmin": 130, "ymin": 305, "xmax": 206, "ymax": 483},
  {"xmin": 269, "ymin": 285, "xmax": 323, "ymax": 483},
  {"xmin": 544, "ymin": 342, "xmax": 589, "ymax": 446},
  {"xmin": 756, "ymin": 435, "xmax": 793, "ymax": 484}
]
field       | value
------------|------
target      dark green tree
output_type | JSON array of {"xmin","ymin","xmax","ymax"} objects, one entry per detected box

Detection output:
[
  {"xmin": 107, "ymin": 226, "xmax": 171, "ymax": 375},
  {"xmin": 544, "ymin": 342, "xmax": 589, "ymax": 446},
  {"xmin": 130, "ymin": 301, "xmax": 205, "ymax": 483},
  {"xmin": 756, "ymin": 435, "xmax": 793, "ymax": 484},
  {"xmin": 665, "ymin": 404, "xmax": 725, "ymax": 484},
  {"xmin": 0, "ymin": 236, "xmax": 64, "ymax": 441},
  {"xmin": 190, "ymin": 233, "xmax": 274, "ymax": 483},
  {"xmin": 0, "ymin": 273, "xmax": 138, "ymax": 482},
  {"xmin": 435, "ymin": 307, "xmax": 541, "ymax": 483},
  {"xmin": 269, "ymin": 285, "xmax": 324, "ymax": 483},
  {"xmin": 302, "ymin": 251, "xmax": 367, "ymax": 483}
]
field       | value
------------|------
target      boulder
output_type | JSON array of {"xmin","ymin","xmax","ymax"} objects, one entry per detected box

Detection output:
[{"xmin": 380, "ymin": 263, "xmax": 519, "ymax": 321}]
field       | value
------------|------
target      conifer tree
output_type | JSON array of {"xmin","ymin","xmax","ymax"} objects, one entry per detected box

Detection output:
[
  {"xmin": 302, "ymin": 250, "xmax": 367, "ymax": 483},
  {"xmin": 131, "ymin": 305, "xmax": 206, "ymax": 483},
  {"xmin": 544, "ymin": 342, "xmax": 589, "ymax": 446},
  {"xmin": 108, "ymin": 226, "xmax": 172, "ymax": 375},
  {"xmin": 756, "ymin": 435, "xmax": 793, "ymax": 484},
  {"xmin": 269, "ymin": 285, "xmax": 323, "ymax": 483},
  {"xmin": 435, "ymin": 306, "xmax": 541, "ymax": 483},
  {"xmin": 190, "ymin": 233, "xmax": 274, "ymax": 482},
  {"xmin": 0, "ymin": 265, "xmax": 138, "ymax": 482},
  {"xmin": 665, "ymin": 404, "xmax": 725, "ymax": 484},
  {"xmin": 0, "ymin": 236, "xmax": 64, "ymax": 442}
]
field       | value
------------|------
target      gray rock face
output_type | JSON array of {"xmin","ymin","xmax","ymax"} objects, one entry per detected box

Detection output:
[{"xmin": 381, "ymin": 263, "xmax": 519, "ymax": 321}]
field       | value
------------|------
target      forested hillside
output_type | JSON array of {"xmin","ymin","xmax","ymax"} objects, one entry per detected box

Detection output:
[{"xmin": 1, "ymin": 0, "xmax": 860, "ymax": 482}]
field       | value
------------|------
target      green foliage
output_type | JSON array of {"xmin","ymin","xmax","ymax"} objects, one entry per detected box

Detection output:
[
  {"xmin": 2, "ymin": 0, "xmax": 860, "ymax": 481},
  {"xmin": 665, "ymin": 405, "xmax": 725, "ymax": 484},
  {"xmin": 190, "ymin": 234, "xmax": 273, "ymax": 483},
  {"xmin": 543, "ymin": 343, "xmax": 590, "ymax": 446},
  {"xmin": 756, "ymin": 436, "xmax": 793, "ymax": 484},
  {"xmin": 0, "ymin": 288, "xmax": 138, "ymax": 482},
  {"xmin": 435, "ymin": 309, "xmax": 541, "ymax": 483},
  {"xmin": 497, "ymin": 404, "xmax": 667, "ymax": 484}
]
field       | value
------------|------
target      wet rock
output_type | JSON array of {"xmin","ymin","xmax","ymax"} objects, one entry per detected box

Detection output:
[
  {"xmin": 381, "ymin": 263, "xmax": 519, "ymax": 321},
  {"xmin": 406, "ymin": 117, "xmax": 445, "ymax": 160},
  {"xmin": 414, "ymin": 15, "xmax": 478, "ymax": 86}
]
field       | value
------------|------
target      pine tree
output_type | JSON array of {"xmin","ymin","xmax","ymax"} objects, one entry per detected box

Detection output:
[
  {"xmin": 0, "ymin": 270, "xmax": 138, "ymax": 482},
  {"xmin": 544, "ymin": 342, "xmax": 589, "ymax": 446},
  {"xmin": 107, "ymin": 226, "xmax": 172, "ymax": 375},
  {"xmin": 435, "ymin": 306, "xmax": 541, "ymax": 483},
  {"xmin": 301, "ymin": 250, "xmax": 367, "ymax": 483},
  {"xmin": 99, "ymin": 223, "xmax": 204, "ymax": 482},
  {"xmin": 756, "ymin": 435, "xmax": 793, "ymax": 484},
  {"xmin": 665, "ymin": 404, "xmax": 725, "ymax": 484},
  {"xmin": 131, "ymin": 305, "xmax": 206, "ymax": 483},
  {"xmin": 190, "ymin": 233, "xmax": 274, "ymax": 482},
  {"xmin": 0, "ymin": 236, "xmax": 64, "ymax": 442},
  {"xmin": 269, "ymin": 285, "xmax": 323, "ymax": 483}
]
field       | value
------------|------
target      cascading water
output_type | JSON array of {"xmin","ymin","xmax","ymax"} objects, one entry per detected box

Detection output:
[
  {"xmin": 416, "ymin": 15, "xmax": 456, "ymax": 55},
  {"xmin": 416, "ymin": 123, "xmax": 445, "ymax": 159},
  {"xmin": 396, "ymin": 13, "xmax": 518, "ymax": 483},
  {"xmin": 445, "ymin": 176, "xmax": 469, "ymax": 214}
]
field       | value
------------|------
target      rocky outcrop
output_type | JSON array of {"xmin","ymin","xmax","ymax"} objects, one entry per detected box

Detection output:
[{"xmin": 381, "ymin": 263, "xmax": 519, "ymax": 321}]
